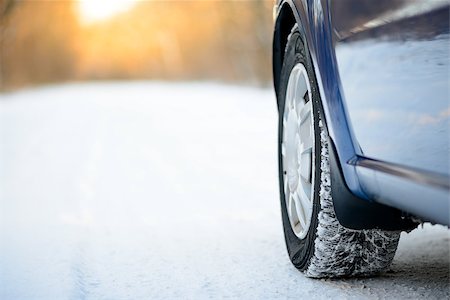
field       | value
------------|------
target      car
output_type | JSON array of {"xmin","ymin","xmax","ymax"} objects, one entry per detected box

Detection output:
[{"xmin": 272, "ymin": 0, "xmax": 449, "ymax": 278}]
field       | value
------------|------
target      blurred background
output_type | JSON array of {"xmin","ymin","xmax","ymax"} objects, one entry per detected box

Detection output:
[
  {"xmin": 1, "ymin": 1, "xmax": 449, "ymax": 299},
  {"xmin": 1, "ymin": 0, "xmax": 273, "ymax": 91}
]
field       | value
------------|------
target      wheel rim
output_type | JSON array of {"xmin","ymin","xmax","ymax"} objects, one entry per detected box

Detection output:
[{"xmin": 281, "ymin": 63, "xmax": 315, "ymax": 239}]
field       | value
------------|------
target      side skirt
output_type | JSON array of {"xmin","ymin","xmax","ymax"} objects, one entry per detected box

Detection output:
[{"xmin": 354, "ymin": 158, "xmax": 450, "ymax": 226}]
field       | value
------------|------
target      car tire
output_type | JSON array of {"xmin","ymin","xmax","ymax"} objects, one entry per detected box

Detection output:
[{"xmin": 277, "ymin": 25, "xmax": 401, "ymax": 278}]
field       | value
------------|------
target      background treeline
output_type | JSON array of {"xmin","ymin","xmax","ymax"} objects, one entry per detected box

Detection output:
[{"xmin": 0, "ymin": 0, "xmax": 273, "ymax": 91}]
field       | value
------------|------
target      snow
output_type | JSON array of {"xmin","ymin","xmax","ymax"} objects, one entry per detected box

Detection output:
[
  {"xmin": 306, "ymin": 120, "xmax": 400, "ymax": 278},
  {"xmin": 0, "ymin": 82, "xmax": 448, "ymax": 299}
]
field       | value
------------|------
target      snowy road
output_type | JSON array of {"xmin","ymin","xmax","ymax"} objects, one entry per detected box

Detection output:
[{"xmin": 1, "ymin": 82, "xmax": 448, "ymax": 299}]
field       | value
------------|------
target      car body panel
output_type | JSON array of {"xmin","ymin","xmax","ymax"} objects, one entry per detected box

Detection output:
[
  {"xmin": 356, "ymin": 159, "xmax": 449, "ymax": 225},
  {"xmin": 332, "ymin": 0, "xmax": 449, "ymax": 176},
  {"xmin": 273, "ymin": 0, "xmax": 450, "ymax": 225}
]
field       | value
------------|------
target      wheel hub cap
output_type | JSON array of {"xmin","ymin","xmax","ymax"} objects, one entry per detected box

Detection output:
[
  {"xmin": 285, "ymin": 109, "xmax": 300, "ymax": 192},
  {"xmin": 281, "ymin": 63, "xmax": 315, "ymax": 239}
]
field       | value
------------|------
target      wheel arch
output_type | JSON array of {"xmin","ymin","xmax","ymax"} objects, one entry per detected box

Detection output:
[{"xmin": 272, "ymin": 1, "xmax": 296, "ymax": 105}]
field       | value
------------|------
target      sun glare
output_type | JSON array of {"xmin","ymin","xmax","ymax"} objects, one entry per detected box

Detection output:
[{"xmin": 78, "ymin": 0, "xmax": 138, "ymax": 24}]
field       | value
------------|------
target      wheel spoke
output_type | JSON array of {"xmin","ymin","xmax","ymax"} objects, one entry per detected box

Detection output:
[
  {"xmin": 302, "ymin": 179, "xmax": 313, "ymax": 200},
  {"xmin": 299, "ymin": 100, "xmax": 312, "ymax": 125},
  {"xmin": 281, "ymin": 142, "xmax": 286, "ymax": 157},
  {"xmin": 296, "ymin": 100, "xmax": 305, "ymax": 124},
  {"xmin": 287, "ymin": 194, "xmax": 295, "ymax": 220},
  {"xmin": 296, "ymin": 183, "xmax": 312, "ymax": 216},
  {"xmin": 300, "ymin": 117, "xmax": 313, "ymax": 151},
  {"xmin": 291, "ymin": 92, "xmax": 297, "ymax": 112},
  {"xmin": 300, "ymin": 145, "xmax": 313, "ymax": 155},
  {"xmin": 286, "ymin": 77, "xmax": 294, "ymax": 106},
  {"xmin": 288, "ymin": 194, "xmax": 304, "ymax": 233},
  {"xmin": 294, "ymin": 71, "xmax": 307, "ymax": 105},
  {"xmin": 299, "ymin": 150, "xmax": 312, "ymax": 183},
  {"xmin": 292, "ymin": 191, "xmax": 307, "ymax": 228}
]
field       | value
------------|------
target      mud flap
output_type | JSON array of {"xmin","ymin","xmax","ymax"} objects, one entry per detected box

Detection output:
[{"xmin": 329, "ymin": 140, "xmax": 417, "ymax": 231}]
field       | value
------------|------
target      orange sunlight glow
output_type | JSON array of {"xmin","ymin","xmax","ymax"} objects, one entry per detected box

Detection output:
[{"xmin": 78, "ymin": 0, "xmax": 138, "ymax": 23}]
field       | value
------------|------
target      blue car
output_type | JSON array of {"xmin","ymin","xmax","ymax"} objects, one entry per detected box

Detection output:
[{"xmin": 272, "ymin": 0, "xmax": 449, "ymax": 277}]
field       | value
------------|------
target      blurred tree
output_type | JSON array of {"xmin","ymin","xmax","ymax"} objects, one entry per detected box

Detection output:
[
  {"xmin": 1, "ymin": 1, "xmax": 78, "ymax": 90},
  {"xmin": 77, "ymin": 1, "xmax": 273, "ymax": 85},
  {"xmin": 1, "ymin": 0, "xmax": 16, "ymax": 88},
  {"xmin": 1, "ymin": 0, "xmax": 274, "ymax": 90}
]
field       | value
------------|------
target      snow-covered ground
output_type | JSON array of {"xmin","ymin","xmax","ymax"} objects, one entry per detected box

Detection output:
[{"xmin": 0, "ymin": 82, "xmax": 448, "ymax": 299}]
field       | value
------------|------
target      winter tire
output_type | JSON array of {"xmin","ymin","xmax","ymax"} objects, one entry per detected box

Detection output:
[{"xmin": 277, "ymin": 25, "xmax": 401, "ymax": 278}]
